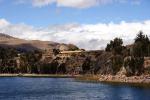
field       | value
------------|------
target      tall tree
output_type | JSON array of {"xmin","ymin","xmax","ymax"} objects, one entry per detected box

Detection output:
[
  {"xmin": 105, "ymin": 38, "xmax": 124, "ymax": 55},
  {"xmin": 133, "ymin": 31, "xmax": 150, "ymax": 57}
]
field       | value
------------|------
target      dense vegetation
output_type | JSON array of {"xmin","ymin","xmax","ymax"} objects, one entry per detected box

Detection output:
[
  {"xmin": 133, "ymin": 31, "xmax": 150, "ymax": 57},
  {"xmin": 105, "ymin": 31, "xmax": 149, "ymax": 76},
  {"xmin": 105, "ymin": 38, "xmax": 125, "ymax": 55},
  {"xmin": 0, "ymin": 47, "xmax": 18, "ymax": 73},
  {"xmin": 0, "ymin": 48, "xmax": 66, "ymax": 74}
]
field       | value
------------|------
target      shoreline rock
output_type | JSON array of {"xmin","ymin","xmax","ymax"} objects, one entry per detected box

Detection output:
[{"xmin": 98, "ymin": 75, "xmax": 150, "ymax": 84}]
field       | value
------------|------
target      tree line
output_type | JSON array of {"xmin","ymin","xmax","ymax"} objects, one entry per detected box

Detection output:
[
  {"xmin": 0, "ymin": 48, "xmax": 66, "ymax": 74},
  {"xmin": 105, "ymin": 31, "xmax": 149, "ymax": 76}
]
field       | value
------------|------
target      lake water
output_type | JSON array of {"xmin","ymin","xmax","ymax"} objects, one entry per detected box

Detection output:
[{"xmin": 0, "ymin": 77, "xmax": 150, "ymax": 100}]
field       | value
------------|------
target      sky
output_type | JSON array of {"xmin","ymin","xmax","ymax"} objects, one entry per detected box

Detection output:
[{"xmin": 0, "ymin": 0, "xmax": 150, "ymax": 50}]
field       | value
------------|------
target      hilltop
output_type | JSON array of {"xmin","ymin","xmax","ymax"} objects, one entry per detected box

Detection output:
[{"xmin": 0, "ymin": 33, "xmax": 79, "ymax": 51}]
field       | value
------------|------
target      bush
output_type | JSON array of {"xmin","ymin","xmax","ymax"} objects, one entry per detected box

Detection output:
[
  {"xmin": 111, "ymin": 55, "xmax": 123, "ymax": 75},
  {"xmin": 82, "ymin": 57, "xmax": 91, "ymax": 74},
  {"xmin": 124, "ymin": 57, "xmax": 144, "ymax": 76}
]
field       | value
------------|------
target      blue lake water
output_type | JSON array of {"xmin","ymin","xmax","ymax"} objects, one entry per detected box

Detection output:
[{"xmin": 0, "ymin": 77, "xmax": 150, "ymax": 100}]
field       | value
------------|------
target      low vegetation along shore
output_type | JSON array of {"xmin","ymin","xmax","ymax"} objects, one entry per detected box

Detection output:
[{"xmin": 0, "ymin": 74, "xmax": 80, "ymax": 78}]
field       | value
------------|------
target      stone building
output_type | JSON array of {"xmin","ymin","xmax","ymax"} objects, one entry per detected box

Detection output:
[{"xmin": 58, "ymin": 44, "xmax": 69, "ymax": 51}]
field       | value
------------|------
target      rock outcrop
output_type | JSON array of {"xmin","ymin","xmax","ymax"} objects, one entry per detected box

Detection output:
[{"xmin": 93, "ymin": 52, "xmax": 113, "ymax": 74}]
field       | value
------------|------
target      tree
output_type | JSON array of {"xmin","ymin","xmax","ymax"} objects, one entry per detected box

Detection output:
[
  {"xmin": 50, "ymin": 60, "xmax": 59, "ymax": 74},
  {"xmin": 82, "ymin": 57, "xmax": 91, "ymax": 74},
  {"xmin": 133, "ymin": 31, "xmax": 150, "ymax": 57},
  {"xmin": 135, "ymin": 31, "xmax": 148, "ymax": 43},
  {"xmin": 105, "ymin": 38, "xmax": 124, "ymax": 55},
  {"xmin": 111, "ymin": 55, "xmax": 123, "ymax": 75},
  {"xmin": 53, "ymin": 49, "xmax": 60, "ymax": 56},
  {"xmin": 0, "ymin": 47, "xmax": 18, "ymax": 73},
  {"xmin": 124, "ymin": 57, "xmax": 144, "ymax": 76},
  {"xmin": 19, "ymin": 50, "xmax": 42, "ymax": 73},
  {"xmin": 57, "ymin": 63, "xmax": 66, "ymax": 74}
]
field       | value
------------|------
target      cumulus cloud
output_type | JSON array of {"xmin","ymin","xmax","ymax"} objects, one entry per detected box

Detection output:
[
  {"xmin": 15, "ymin": 0, "xmax": 141, "ymax": 8},
  {"xmin": 0, "ymin": 19, "xmax": 10, "ymax": 27},
  {"xmin": 0, "ymin": 18, "xmax": 150, "ymax": 50}
]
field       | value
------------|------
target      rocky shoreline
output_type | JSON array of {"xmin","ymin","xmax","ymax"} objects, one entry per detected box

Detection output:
[
  {"xmin": 76, "ymin": 75, "xmax": 150, "ymax": 86},
  {"xmin": 98, "ymin": 75, "xmax": 150, "ymax": 84},
  {"xmin": 1, "ymin": 74, "xmax": 150, "ymax": 86}
]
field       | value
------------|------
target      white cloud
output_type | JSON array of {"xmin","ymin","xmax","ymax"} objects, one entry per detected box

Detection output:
[
  {"xmin": 15, "ymin": 0, "xmax": 141, "ymax": 8},
  {"xmin": 0, "ymin": 18, "xmax": 150, "ymax": 50},
  {"xmin": 56, "ymin": 0, "xmax": 99, "ymax": 9},
  {"xmin": 0, "ymin": 19, "xmax": 10, "ymax": 27},
  {"xmin": 32, "ymin": 0, "xmax": 55, "ymax": 7}
]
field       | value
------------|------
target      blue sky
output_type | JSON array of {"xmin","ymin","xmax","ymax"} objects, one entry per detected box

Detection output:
[
  {"xmin": 0, "ymin": 0, "xmax": 149, "ymax": 27},
  {"xmin": 0, "ymin": 0, "xmax": 150, "ymax": 50}
]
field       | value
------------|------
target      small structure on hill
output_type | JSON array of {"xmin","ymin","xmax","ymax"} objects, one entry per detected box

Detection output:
[{"xmin": 58, "ymin": 44, "xmax": 69, "ymax": 51}]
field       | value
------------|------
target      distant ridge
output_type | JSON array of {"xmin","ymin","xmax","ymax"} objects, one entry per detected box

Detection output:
[
  {"xmin": 0, "ymin": 33, "xmax": 16, "ymax": 40},
  {"xmin": 0, "ymin": 33, "xmax": 79, "ymax": 52}
]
